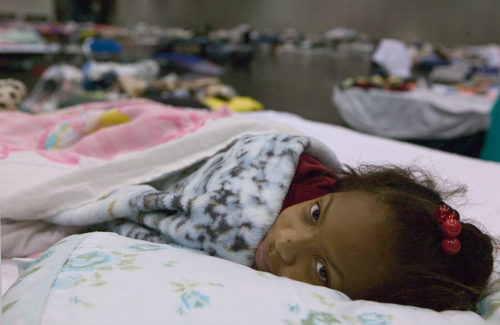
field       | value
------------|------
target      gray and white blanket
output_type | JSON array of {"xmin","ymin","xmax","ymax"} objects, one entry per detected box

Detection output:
[
  {"xmin": 1, "ymin": 117, "xmax": 341, "ymax": 260},
  {"xmin": 48, "ymin": 133, "xmax": 341, "ymax": 266}
]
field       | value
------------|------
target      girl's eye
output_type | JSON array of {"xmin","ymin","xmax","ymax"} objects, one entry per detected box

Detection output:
[
  {"xmin": 315, "ymin": 260, "xmax": 329, "ymax": 285},
  {"xmin": 310, "ymin": 203, "xmax": 320, "ymax": 223}
]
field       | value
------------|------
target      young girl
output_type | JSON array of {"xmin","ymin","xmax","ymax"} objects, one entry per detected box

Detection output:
[
  {"xmin": 46, "ymin": 133, "xmax": 495, "ymax": 313},
  {"xmin": 254, "ymin": 160, "xmax": 495, "ymax": 312}
]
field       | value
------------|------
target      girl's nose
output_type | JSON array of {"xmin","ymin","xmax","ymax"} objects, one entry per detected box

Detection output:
[{"xmin": 275, "ymin": 229, "xmax": 312, "ymax": 264}]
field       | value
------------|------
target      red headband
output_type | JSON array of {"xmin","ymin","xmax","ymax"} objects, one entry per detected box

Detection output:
[{"xmin": 435, "ymin": 203, "xmax": 461, "ymax": 255}]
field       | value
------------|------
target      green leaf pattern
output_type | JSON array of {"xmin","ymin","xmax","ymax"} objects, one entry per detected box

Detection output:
[
  {"xmin": 171, "ymin": 279, "xmax": 223, "ymax": 316},
  {"xmin": 283, "ymin": 293, "xmax": 394, "ymax": 325},
  {"xmin": 2, "ymin": 300, "xmax": 18, "ymax": 313}
]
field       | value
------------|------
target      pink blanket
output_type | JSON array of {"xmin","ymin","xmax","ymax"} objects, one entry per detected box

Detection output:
[{"xmin": 0, "ymin": 99, "xmax": 231, "ymax": 164}]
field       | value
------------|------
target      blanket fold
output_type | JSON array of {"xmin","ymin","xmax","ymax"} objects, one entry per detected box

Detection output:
[
  {"xmin": 48, "ymin": 134, "xmax": 341, "ymax": 266},
  {"xmin": 1, "ymin": 114, "xmax": 341, "ymax": 260}
]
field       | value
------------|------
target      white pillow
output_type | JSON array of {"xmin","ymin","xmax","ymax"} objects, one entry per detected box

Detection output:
[{"xmin": 2, "ymin": 232, "xmax": 494, "ymax": 325}]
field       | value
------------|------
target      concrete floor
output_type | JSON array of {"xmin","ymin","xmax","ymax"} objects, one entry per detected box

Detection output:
[{"xmin": 221, "ymin": 50, "xmax": 369, "ymax": 125}]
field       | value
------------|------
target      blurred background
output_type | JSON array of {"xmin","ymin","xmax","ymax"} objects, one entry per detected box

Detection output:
[{"xmin": 1, "ymin": 0, "xmax": 499, "ymax": 158}]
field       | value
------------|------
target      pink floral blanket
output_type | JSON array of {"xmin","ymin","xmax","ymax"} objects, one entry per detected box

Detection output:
[{"xmin": 0, "ymin": 99, "xmax": 231, "ymax": 164}]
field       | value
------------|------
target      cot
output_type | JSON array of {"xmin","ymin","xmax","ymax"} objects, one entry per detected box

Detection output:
[{"xmin": 1, "ymin": 103, "xmax": 499, "ymax": 324}]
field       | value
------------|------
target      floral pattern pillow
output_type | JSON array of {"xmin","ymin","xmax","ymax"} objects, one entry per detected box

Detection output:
[{"xmin": 2, "ymin": 232, "xmax": 494, "ymax": 325}]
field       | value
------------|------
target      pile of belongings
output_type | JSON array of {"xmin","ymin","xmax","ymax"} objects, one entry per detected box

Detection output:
[
  {"xmin": 0, "ymin": 79, "xmax": 27, "ymax": 111},
  {"xmin": 339, "ymin": 75, "xmax": 417, "ymax": 92},
  {"xmin": 17, "ymin": 60, "xmax": 264, "ymax": 113}
]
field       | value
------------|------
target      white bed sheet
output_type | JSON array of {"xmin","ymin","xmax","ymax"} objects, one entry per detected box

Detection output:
[
  {"xmin": 1, "ymin": 259, "xmax": 17, "ymax": 295},
  {"xmin": 333, "ymin": 86, "xmax": 495, "ymax": 139},
  {"xmin": 243, "ymin": 110, "xmax": 500, "ymax": 238}
]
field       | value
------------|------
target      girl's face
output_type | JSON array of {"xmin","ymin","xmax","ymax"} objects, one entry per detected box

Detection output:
[{"xmin": 254, "ymin": 191, "xmax": 395, "ymax": 299}]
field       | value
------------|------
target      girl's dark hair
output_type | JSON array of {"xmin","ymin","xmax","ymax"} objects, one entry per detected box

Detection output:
[{"xmin": 334, "ymin": 164, "xmax": 495, "ymax": 311}]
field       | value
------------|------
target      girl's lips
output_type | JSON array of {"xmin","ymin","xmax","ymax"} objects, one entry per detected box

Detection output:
[{"xmin": 254, "ymin": 237, "xmax": 270, "ymax": 272}]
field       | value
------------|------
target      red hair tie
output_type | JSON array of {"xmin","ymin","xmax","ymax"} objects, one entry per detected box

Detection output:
[{"xmin": 435, "ymin": 204, "xmax": 461, "ymax": 255}]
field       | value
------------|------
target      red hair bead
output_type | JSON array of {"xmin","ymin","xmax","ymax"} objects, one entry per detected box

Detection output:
[
  {"xmin": 435, "ymin": 203, "xmax": 461, "ymax": 255},
  {"xmin": 442, "ymin": 219, "xmax": 461, "ymax": 238},
  {"xmin": 434, "ymin": 204, "xmax": 459, "ymax": 222},
  {"xmin": 442, "ymin": 238, "xmax": 461, "ymax": 255}
]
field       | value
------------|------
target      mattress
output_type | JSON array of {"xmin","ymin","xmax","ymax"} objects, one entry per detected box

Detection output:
[
  {"xmin": 2, "ymin": 109, "xmax": 499, "ymax": 324},
  {"xmin": 333, "ymin": 86, "xmax": 495, "ymax": 139}
]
